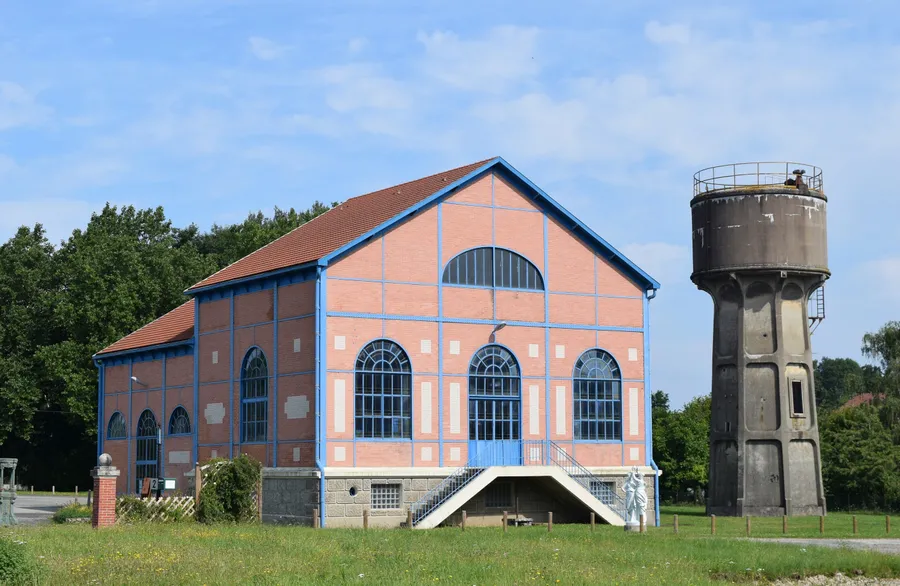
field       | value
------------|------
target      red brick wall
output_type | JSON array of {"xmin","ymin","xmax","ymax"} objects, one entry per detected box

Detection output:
[
  {"xmin": 235, "ymin": 290, "xmax": 274, "ymax": 327},
  {"xmin": 199, "ymin": 298, "xmax": 229, "ymax": 333}
]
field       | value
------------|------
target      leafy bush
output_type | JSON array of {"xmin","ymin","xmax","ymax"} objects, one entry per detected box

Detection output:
[
  {"xmin": 116, "ymin": 495, "xmax": 150, "ymax": 523},
  {"xmin": 197, "ymin": 454, "xmax": 262, "ymax": 524},
  {"xmin": 0, "ymin": 536, "xmax": 38, "ymax": 585},
  {"xmin": 51, "ymin": 501, "xmax": 92, "ymax": 524}
]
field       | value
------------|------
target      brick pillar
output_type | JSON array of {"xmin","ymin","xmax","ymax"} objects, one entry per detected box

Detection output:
[{"xmin": 91, "ymin": 453, "xmax": 120, "ymax": 529}]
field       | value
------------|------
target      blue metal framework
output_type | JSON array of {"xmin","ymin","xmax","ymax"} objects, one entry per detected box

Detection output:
[
  {"xmin": 354, "ymin": 340, "xmax": 412, "ymax": 439},
  {"xmin": 168, "ymin": 406, "xmax": 191, "ymax": 435},
  {"xmin": 240, "ymin": 347, "xmax": 269, "ymax": 443},
  {"xmin": 573, "ymin": 349, "xmax": 622, "ymax": 441},
  {"xmin": 135, "ymin": 410, "xmax": 158, "ymax": 492},
  {"xmin": 107, "ymin": 412, "xmax": 127, "ymax": 440},
  {"xmin": 468, "ymin": 346, "xmax": 521, "ymax": 447},
  {"xmin": 442, "ymin": 247, "xmax": 544, "ymax": 291}
]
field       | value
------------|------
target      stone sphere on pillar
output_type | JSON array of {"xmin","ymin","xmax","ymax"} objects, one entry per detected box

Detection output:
[{"xmin": 98, "ymin": 453, "xmax": 112, "ymax": 467}]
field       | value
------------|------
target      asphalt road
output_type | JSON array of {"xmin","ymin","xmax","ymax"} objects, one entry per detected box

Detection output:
[{"xmin": 10, "ymin": 495, "xmax": 82, "ymax": 525}]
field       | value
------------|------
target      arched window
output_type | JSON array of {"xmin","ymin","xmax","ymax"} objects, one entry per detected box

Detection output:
[
  {"xmin": 106, "ymin": 411, "xmax": 127, "ymax": 440},
  {"xmin": 355, "ymin": 340, "xmax": 412, "ymax": 439},
  {"xmin": 468, "ymin": 345, "xmax": 521, "ymax": 441},
  {"xmin": 240, "ymin": 348, "xmax": 269, "ymax": 443},
  {"xmin": 443, "ymin": 247, "xmax": 544, "ymax": 291},
  {"xmin": 573, "ymin": 350, "xmax": 622, "ymax": 440},
  {"xmin": 135, "ymin": 410, "xmax": 159, "ymax": 492},
  {"xmin": 168, "ymin": 406, "xmax": 191, "ymax": 435}
]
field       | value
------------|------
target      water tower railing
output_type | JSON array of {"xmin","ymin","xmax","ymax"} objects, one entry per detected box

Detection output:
[{"xmin": 693, "ymin": 162, "xmax": 823, "ymax": 196}]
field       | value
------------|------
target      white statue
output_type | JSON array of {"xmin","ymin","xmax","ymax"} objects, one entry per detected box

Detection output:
[{"xmin": 623, "ymin": 467, "xmax": 648, "ymax": 529}]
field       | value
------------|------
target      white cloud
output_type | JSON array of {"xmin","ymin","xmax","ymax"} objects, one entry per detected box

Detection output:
[
  {"xmin": 644, "ymin": 21, "xmax": 690, "ymax": 44},
  {"xmin": 317, "ymin": 64, "xmax": 412, "ymax": 112},
  {"xmin": 248, "ymin": 36, "xmax": 288, "ymax": 61},
  {"xmin": 0, "ymin": 82, "xmax": 52, "ymax": 130},
  {"xmin": 0, "ymin": 198, "xmax": 97, "ymax": 245},
  {"xmin": 620, "ymin": 242, "xmax": 690, "ymax": 288},
  {"xmin": 416, "ymin": 25, "xmax": 540, "ymax": 92},
  {"xmin": 347, "ymin": 37, "xmax": 367, "ymax": 54}
]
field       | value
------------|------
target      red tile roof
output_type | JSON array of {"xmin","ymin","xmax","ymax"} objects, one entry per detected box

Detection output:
[
  {"xmin": 840, "ymin": 393, "xmax": 885, "ymax": 410},
  {"xmin": 187, "ymin": 157, "xmax": 495, "ymax": 291},
  {"xmin": 96, "ymin": 301, "xmax": 194, "ymax": 356}
]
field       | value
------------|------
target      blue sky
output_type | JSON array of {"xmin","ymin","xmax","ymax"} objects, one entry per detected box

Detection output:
[{"xmin": 1, "ymin": 1, "xmax": 897, "ymax": 408}]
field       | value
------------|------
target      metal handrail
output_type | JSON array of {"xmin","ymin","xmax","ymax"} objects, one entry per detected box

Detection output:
[
  {"xmin": 693, "ymin": 161, "xmax": 823, "ymax": 196},
  {"xmin": 536, "ymin": 440, "xmax": 628, "ymax": 519},
  {"xmin": 409, "ymin": 447, "xmax": 488, "ymax": 526}
]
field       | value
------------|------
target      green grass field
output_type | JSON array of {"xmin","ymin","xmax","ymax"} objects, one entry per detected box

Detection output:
[{"xmin": 3, "ymin": 507, "xmax": 899, "ymax": 585}]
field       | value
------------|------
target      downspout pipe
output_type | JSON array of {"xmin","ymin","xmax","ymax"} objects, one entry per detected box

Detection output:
[
  {"xmin": 314, "ymin": 265, "xmax": 326, "ymax": 528},
  {"xmin": 646, "ymin": 287, "xmax": 661, "ymax": 527},
  {"xmin": 94, "ymin": 359, "xmax": 104, "ymax": 461}
]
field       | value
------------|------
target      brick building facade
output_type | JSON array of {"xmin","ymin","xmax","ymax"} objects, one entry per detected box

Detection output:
[{"xmin": 94, "ymin": 157, "xmax": 661, "ymax": 528}]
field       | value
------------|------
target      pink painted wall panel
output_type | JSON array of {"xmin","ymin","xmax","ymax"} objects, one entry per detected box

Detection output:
[
  {"xmin": 234, "ymin": 290, "xmax": 274, "ymax": 327},
  {"xmin": 383, "ymin": 206, "xmax": 438, "ymax": 283},
  {"xmin": 382, "ymin": 320, "xmax": 439, "ymax": 373},
  {"xmin": 442, "ymin": 287, "xmax": 492, "ymax": 320},
  {"xmin": 384, "ymin": 283, "xmax": 438, "ymax": 317},
  {"xmin": 198, "ymin": 331, "xmax": 230, "ymax": 383},
  {"xmin": 355, "ymin": 442, "xmax": 413, "ymax": 467},
  {"xmin": 596, "ymin": 256, "xmax": 642, "ymax": 297},
  {"xmin": 232, "ymin": 324, "xmax": 274, "ymax": 379},
  {"xmin": 327, "ymin": 442, "xmax": 354, "ymax": 467},
  {"xmin": 445, "ymin": 173, "xmax": 492, "ymax": 205},
  {"xmin": 494, "ymin": 207, "xmax": 545, "ymax": 272},
  {"xmin": 441, "ymin": 323, "xmax": 495, "ymax": 375},
  {"xmin": 548, "ymin": 329, "xmax": 597, "ymax": 377},
  {"xmin": 495, "ymin": 290, "xmax": 544, "ymax": 323},
  {"xmin": 413, "ymin": 442, "xmax": 440, "ymax": 466},
  {"xmin": 277, "ymin": 442, "xmax": 315, "ymax": 467},
  {"xmin": 104, "ymin": 364, "xmax": 129, "ymax": 395},
  {"xmin": 522, "ymin": 380, "xmax": 544, "ymax": 440},
  {"xmin": 549, "ymin": 294, "xmax": 595, "ymax": 326},
  {"xmin": 238, "ymin": 444, "xmax": 267, "ymax": 467},
  {"xmin": 164, "ymin": 387, "xmax": 193, "ymax": 424},
  {"xmin": 596, "ymin": 331, "xmax": 644, "ymax": 380},
  {"xmin": 441, "ymin": 203, "xmax": 492, "ymax": 264},
  {"xmin": 276, "ymin": 374, "xmax": 316, "ymax": 440},
  {"xmin": 104, "ymin": 441, "xmax": 128, "ymax": 493},
  {"xmin": 325, "ymin": 372, "xmax": 353, "ymax": 440},
  {"xmin": 329, "ymin": 237, "xmax": 382, "ymax": 280},
  {"xmin": 163, "ymin": 435, "xmax": 192, "ymax": 486},
  {"xmin": 412, "ymin": 375, "xmax": 438, "ymax": 441},
  {"xmin": 597, "ymin": 297, "xmax": 643, "ymax": 328},
  {"xmin": 132, "ymin": 360, "xmax": 163, "ymax": 390},
  {"xmin": 166, "ymin": 355, "xmax": 194, "ymax": 388},
  {"xmin": 444, "ymin": 443, "xmax": 468, "ymax": 466},
  {"xmin": 199, "ymin": 298, "xmax": 229, "ymax": 333},
  {"xmin": 327, "ymin": 278, "xmax": 382, "ymax": 314},
  {"xmin": 547, "ymin": 218, "xmax": 595, "ymax": 294},
  {"xmin": 621, "ymin": 383, "xmax": 645, "ymax": 443},
  {"xmin": 277, "ymin": 317, "xmax": 315, "ymax": 375},
  {"xmin": 572, "ymin": 444, "xmax": 626, "ymax": 467},
  {"xmin": 326, "ymin": 317, "xmax": 382, "ymax": 371},
  {"xmin": 492, "ymin": 326, "xmax": 545, "ymax": 377},
  {"xmin": 198, "ymin": 446, "xmax": 226, "ymax": 465},
  {"xmin": 494, "ymin": 175, "xmax": 540, "ymax": 211},
  {"xmin": 442, "ymin": 375, "xmax": 468, "ymax": 441},
  {"xmin": 278, "ymin": 281, "xmax": 315, "ymax": 319},
  {"xmin": 548, "ymin": 381, "xmax": 572, "ymax": 441},
  {"xmin": 198, "ymin": 382, "xmax": 231, "ymax": 445}
]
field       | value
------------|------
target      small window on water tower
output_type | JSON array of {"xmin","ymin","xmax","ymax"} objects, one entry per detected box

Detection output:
[{"xmin": 791, "ymin": 381, "xmax": 805, "ymax": 416}]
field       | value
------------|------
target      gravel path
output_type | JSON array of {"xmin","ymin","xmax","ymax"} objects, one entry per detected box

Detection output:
[{"xmin": 750, "ymin": 538, "xmax": 900, "ymax": 556}]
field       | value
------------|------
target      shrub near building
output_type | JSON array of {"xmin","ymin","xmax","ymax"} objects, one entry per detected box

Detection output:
[{"xmin": 197, "ymin": 455, "xmax": 262, "ymax": 524}]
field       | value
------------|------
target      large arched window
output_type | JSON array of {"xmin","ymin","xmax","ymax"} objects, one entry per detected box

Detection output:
[
  {"xmin": 106, "ymin": 411, "xmax": 127, "ymax": 440},
  {"xmin": 240, "ymin": 348, "xmax": 269, "ymax": 443},
  {"xmin": 443, "ymin": 247, "xmax": 544, "ymax": 291},
  {"xmin": 168, "ymin": 406, "xmax": 191, "ymax": 435},
  {"xmin": 135, "ymin": 410, "xmax": 159, "ymax": 492},
  {"xmin": 468, "ymin": 345, "xmax": 521, "ymax": 441},
  {"xmin": 355, "ymin": 340, "xmax": 412, "ymax": 439},
  {"xmin": 573, "ymin": 349, "xmax": 622, "ymax": 440}
]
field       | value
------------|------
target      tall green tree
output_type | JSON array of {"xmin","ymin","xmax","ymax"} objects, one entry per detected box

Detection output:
[
  {"xmin": 652, "ymin": 392, "xmax": 711, "ymax": 502},
  {"xmin": 813, "ymin": 357, "xmax": 867, "ymax": 410}
]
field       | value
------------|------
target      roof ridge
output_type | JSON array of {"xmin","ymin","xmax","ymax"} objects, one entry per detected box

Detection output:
[
  {"xmin": 95, "ymin": 300, "xmax": 193, "ymax": 356},
  {"xmin": 186, "ymin": 157, "xmax": 497, "ymax": 292}
]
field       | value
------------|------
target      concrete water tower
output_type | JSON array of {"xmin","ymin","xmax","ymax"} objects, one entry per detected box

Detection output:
[{"xmin": 691, "ymin": 162, "xmax": 828, "ymax": 517}]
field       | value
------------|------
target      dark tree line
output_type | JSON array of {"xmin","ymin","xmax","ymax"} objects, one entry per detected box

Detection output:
[
  {"xmin": 653, "ymin": 321, "xmax": 900, "ymax": 512},
  {"xmin": 0, "ymin": 202, "xmax": 335, "ymax": 488}
]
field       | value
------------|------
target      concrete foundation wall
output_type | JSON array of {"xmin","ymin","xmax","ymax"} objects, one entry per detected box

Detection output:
[{"xmin": 261, "ymin": 468, "xmax": 320, "ymax": 525}]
